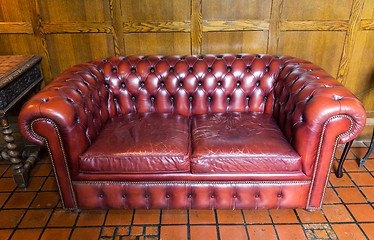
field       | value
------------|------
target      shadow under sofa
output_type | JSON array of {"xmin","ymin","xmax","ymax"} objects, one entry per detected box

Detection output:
[{"xmin": 18, "ymin": 54, "xmax": 366, "ymax": 210}]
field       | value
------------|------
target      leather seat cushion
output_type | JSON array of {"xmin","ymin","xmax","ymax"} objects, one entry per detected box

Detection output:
[
  {"xmin": 191, "ymin": 112, "xmax": 302, "ymax": 173},
  {"xmin": 80, "ymin": 112, "xmax": 190, "ymax": 174}
]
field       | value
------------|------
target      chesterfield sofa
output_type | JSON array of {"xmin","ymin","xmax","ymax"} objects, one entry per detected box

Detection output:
[{"xmin": 18, "ymin": 54, "xmax": 366, "ymax": 211}]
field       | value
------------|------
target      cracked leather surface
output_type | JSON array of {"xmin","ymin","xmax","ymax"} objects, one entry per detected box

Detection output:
[
  {"xmin": 191, "ymin": 112, "xmax": 301, "ymax": 173},
  {"xmin": 80, "ymin": 112, "xmax": 190, "ymax": 173}
]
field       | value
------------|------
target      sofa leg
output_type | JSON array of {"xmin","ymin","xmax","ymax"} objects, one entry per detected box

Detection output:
[
  {"xmin": 70, "ymin": 209, "xmax": 81, "ymax": 213},
  {"xmin": 336, "ymin": 140, "xmax": 353, "ymax": 178},
  {"xmin": 304, "ymin": 208, "xmax": 316, "ymax": 212}
]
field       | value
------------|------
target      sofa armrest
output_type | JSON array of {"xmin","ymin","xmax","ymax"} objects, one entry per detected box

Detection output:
[
  {"xmin": 18, "ymin": 62, "xmax": 110, "ymax": 173},
  {"xmin": 273, "ymin": 57, "xmax": 366, "ymax": 208}
]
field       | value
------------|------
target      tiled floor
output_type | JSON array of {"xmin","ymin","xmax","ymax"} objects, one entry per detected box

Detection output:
[{"xmin": 0, "ymin": 137, "xmax": 373, "ymax": 239}]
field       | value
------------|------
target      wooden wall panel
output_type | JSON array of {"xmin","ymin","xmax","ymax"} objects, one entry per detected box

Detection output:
[
  {"xmin": 39, "ymin": 0, "xmax": 111, "ymax": 22},
  {"xmin": 0, "ymin": 0, "xmax": 31, "ymax": 21},
  {"xmin": 282, "ymin": 0, "xmax": 353, "ymax": 20},
  {"xmin": 202, "ymin": 0, "xmax": 271, "ymax": 20},
  {"xmin": 202, "ymin": 31, "xmax": 268, "ymax": 54},
  {"xmin": 124, "ymin": 33, "xmax": 190, "ymax": 55},
  {"xmin": 362, "ymin": 0, "xmax": 374, "ymax": 19},
  {"xmin": 46, "ymin": 34, "xmax": 115, "ymax": 78},
  {"xmin": 122, "ymin": 0, "xmax": 190, "ymax": 21},
  {"xmin": 0, "ymin": 34, "xmax": 38, "ymax": 55},
  {"xmin": 277, "ymin": 31, "xmax": 346, "ymax": 78},
  {"xmin": 346, "ymin": 31, "xmax": 374, "ymax": 111}
]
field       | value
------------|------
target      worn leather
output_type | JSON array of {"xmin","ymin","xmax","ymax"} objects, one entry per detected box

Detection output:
[
  {"xmin": 191, "ymin": 112, "xmax": 301, "ymax": 173},
  {"xmin": 80, "ymin": 112, "xmax": 190, "ymax": 174},
  {"xmin": 18, "ymin": 54, "xmax": 366, "ymax": 210}
]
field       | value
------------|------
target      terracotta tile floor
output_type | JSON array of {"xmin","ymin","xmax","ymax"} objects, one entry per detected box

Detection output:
[{"xmin": 0, "ymin": 131, "xmax": 374, "ymax": 239}]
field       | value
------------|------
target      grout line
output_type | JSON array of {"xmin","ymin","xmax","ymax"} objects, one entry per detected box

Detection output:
[
  {"xmin": 267, "ymin": 209, "xmax": 280, "ymax": 240},
  {"xmin": 8, "ymin": 167, "xmax": 52, "ymax": 239},
  {"xmin": 241, "ymin": 209, "xmax": 250, "ymax": 240},
  {"xmin": 214, "ymin": 209, "xmax": 221, "ymax": 240},
  {"xmin": 330, "ymin": 154, "xmax": 371, "ymax": 239},
  {"xmin": 187, "ymin": 209, "xmax": 191, "ymax": 240},
  {"xmin": 98, "ymin": 209, "xmax": 109, "ymax": 239}
]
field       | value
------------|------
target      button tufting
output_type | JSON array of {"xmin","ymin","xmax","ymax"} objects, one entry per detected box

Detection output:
[
  {"xmin": 277, "ymin": 193, "xmax": 282, "ymax": 198},
  {"xmin": 66, "ymin": 98, "xmax": 72, "ymax": 103},
  {"xmin": 208, "ymin": 96, "xmax": 212, "ymax": 102},
  {"xmin": 170, "ymin": 96, "xmax": 174, "ymax": 102},
  {"xmin": 246, "ymin": 67, "xmax": 251, "ymax": 72},
  {"xmin": 169, "ymin": 67, "xmax": 174, "ymax": 72},
  {"xmin": 99, "ymin": 193, "xmax": 104, "ymax": 198},
  {"xmin": 256, "ymin": 55, "xmax": 261, "ymax": 58},
  {"xmin": 121, "ymin": 82, "xmax": 126, "ymax": 88},
  {"xmin": 255, "ymin": 194, "xmax": 259, "ymax": 198},
  {"xmin": 211, "ymin": 195, "xmax": 215, "ymax": 198},
  {"xmin": 217, "ymin": 81, "xmax": 222, "ymax": 86},
  {"xmin": 246, "ymin": 96, "xmax": 250, "ymax": 102},
  {"xmin": 189, "ymin": 96, "xmax": 193, "ymax": 102},
  {"xmin": 166, "ymin": 194, "xmax": 170, "ymax": 198},
  {"xmin": 122, "ymin": 194, "xmax": 126, "ymax": 198},
  {"xmin": 104, "ymin": 83, "xmax": 109, "ymax": 89},
  {"xmin": 140, "ymin": 81, "xmax": 145, "ymax": 87},
  {"xmin": 150, "ymin": 67, "xmax": 155, "ymax": 73},
  {"xmin": 264, "ymin": 96, "xmax": 268, "ymax": 102},
  {"xmin": 131, "ymin": 96, "xmax": 136, "ymax": 102},
  {"xmin": 256, "ymin": 81, "xmax": 260, "ymax": 87},
  {"xmin": 189, "ymin": 67, "xmax": 193, "ymax": 73},
  {"xmin": 233, "ymin": 195, "xmax": 237, "ymax": 198},
  {"xmin": 160, "ymin": 81, "xmax": 165, "ymax": 87},
  {"xmin": 112, "ymin": 68, "xmax": 117, "ymax": 73},
  {"xmin": 113, "ymin": 97, "xmax": 117, "ymax": 102},
  {"xmin": 150, "ymin": 96, "xmax": 155, "ymax": 102},
  {"xmin": 179, "ymin": 81, "xmax": 184, "ymax": 87},
  {"xmin": 208, "ymin": 67, "xmax": 212, "ymax": 72},
  {"xmin": 236, "ymin": 81, "xmax": 241, "ymax": 86},
  {"xmin": 188, "ymin": 194, "xmax": 192, "ymax": 198},
  {"xmin": 145, "ymin": 194, "xmax": 149, "ymax": 198},
  {"xmin": 226, "ymin": 96, "xmax": 231, "ymax": 102},
  {"xmin": 265, "ymin": 66, "xmax": 269, "ymax": 72},
  {"xmin": 198, "ymin": 81, "xmax": 203, "ymax": 86},
  {"xmin": 131, "ymin": 68, "xmax": 136, "ymax": 73},
  {"xmin": 227, "ymin": 66, "xmax": 232, "ymax": 72}
]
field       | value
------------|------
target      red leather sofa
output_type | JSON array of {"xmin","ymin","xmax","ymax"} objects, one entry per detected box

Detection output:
[{"xmin": 18, "ymin": 54, "xmax": 366, "ymax": 210}]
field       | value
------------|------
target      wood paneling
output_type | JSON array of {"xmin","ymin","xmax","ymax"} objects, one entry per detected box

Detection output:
[
  {"xmin": 0, "ymin": 34, "xmax": 38, "ymax": 55},
  {"xmin": 278, "ymin": 31, "xmax": 346, "ymax": 78},
  {"xmin": 346, "ymin": 31, "xmax": 374, "ymax": 111},
  {"xmin": 122, "ymin": 0, "xmax": 190, "ymax": 21},
  {"xmin": 282, "ymin": 0, "xmax": 354, "ymax": 20},
  {"xmin": 39, "ymin": 0, "xmax": 111, "ymax": 22},
  {"xmin": 202, "ymin": 0, "xmax": 271, "ymax": 20},
  {"xmin": 124, "ymin": 33, "xmax": 190, "ymax": 56},
  {"xmin": 202, "ymin": 31, "xmax": 268, "ymax": 54},
  {"xmin": 0, "ymin": 0, "xmax": 373, "ymax": 133},
  {"xmin": 46, "ymin": 34, "xmax": 115, "ymax": 78},
  {"xmin": 0, "ymin": 0, "xmax": 31, "ymax": 22}
]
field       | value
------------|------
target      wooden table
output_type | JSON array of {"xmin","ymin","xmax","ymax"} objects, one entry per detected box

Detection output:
[{"xmin": 0, "ymin": 55, "xmax": 43, "ymax": 188}]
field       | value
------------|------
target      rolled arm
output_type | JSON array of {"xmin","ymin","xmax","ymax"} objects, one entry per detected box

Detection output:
[
  {"xmin": 273, "ymin": 57, "xmax": 366, "ymax": 208},
  {"xmin": 18, "ymin": 62, "xmax": 110, "ymax": 168}
]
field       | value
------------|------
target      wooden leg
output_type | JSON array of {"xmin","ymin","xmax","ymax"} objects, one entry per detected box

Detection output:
[
  {"xmin": 0, "ymin": 113, "xmax": 38, "ymax": 189},
  {"xmin": 336, "ymin": 140, "xmax": 353, "ymax": 178},
  {"xmin": 360, "ymin": 128, "xmax": 374, "ymax": 168}
]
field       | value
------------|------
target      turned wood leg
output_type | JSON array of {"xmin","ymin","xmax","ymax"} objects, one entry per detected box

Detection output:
[
  {"xmin": 359, "ymin": 128, "xmax": 374, "ymax": 168},
  {"xmin": 0, "ymin": 113, "xmax": 37, "ymax": 189},
  {"xmin": 336, "ymin": 140, "xmax": 353, "ymax": 178}
]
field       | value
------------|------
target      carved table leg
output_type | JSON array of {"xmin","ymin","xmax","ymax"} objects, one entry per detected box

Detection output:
[
  {"xmin": 359, "ymin": 128, "xmax": 374, "ymax": 168},
  {"xmin": 336, "ymin": 140, "xmax": 353, "ymax": 178},
  {"xmin": 0, "ymin": 113, "xmax": 38, "ymax": 189}
]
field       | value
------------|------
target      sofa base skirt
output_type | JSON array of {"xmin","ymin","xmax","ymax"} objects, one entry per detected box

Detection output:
[{"xmin": 71, "ymin": 180, "xmax": 312, "ymax": 210}]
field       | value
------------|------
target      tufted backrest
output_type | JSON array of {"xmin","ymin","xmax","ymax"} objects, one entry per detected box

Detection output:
[{"xmin": 91, "ymin": 54, "xmax": 286, "ymax": 118}]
